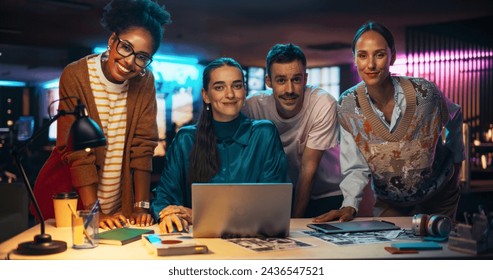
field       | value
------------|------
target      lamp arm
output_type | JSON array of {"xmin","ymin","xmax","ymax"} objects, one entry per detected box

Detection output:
[
  {"xmin": 11, "ymin": 151, "xmax": 47, "ymax": 234},
  {"xmin": 10, "ymin": 110, "xmax": 70, "ymax": 235}
]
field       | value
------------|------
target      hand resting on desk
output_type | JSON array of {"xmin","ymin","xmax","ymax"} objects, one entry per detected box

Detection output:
[
  {"xmin": 128, "ymin": 209, "xmax": 154, "ymax": 227},
  {"xmin": 99, "ymin": 212, "xmax": 127, "ymax": 230},
  {"xmin": 312, "ymin": 206, "xmax": 356, "ymax": 223},
  {"xmin": 159, "ymin": 205, "xmax": 192, "ymax": 233},
  {"xmin": 98, "ymin": 211, "xmax": 154, "ymax": 230}
]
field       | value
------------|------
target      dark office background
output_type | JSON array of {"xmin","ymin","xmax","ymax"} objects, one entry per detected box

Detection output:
[{"xmin": 1, "ymin": 1, "xmax": 493, "ymax": 232}]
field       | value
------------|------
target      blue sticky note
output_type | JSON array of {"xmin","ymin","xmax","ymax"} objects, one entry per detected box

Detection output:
[
  {"xmin": 423, "ymin": 236, "xmax": 448, "ymax": 242},
  {"xmin": 391, "ymin": 241, "xmax": 442, "ymax": 250}
]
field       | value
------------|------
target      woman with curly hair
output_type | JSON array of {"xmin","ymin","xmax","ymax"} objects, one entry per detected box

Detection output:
[{"xmin": 34, "ymin": 0, "xmax": 171, "ymax": 229}]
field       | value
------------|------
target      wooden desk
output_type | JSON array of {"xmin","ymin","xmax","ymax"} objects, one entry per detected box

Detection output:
[{"xmin": 0, "ymin": 217, "xmax": 473, "ymax": 259}]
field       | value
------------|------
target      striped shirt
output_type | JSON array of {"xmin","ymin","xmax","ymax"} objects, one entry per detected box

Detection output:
[{"xmin": 87, "ymin": 54, "xmax": 128, "ymax": 214}]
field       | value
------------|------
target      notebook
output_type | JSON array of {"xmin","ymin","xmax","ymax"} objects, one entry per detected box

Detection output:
[
  {"xmin": 191, "ymin": 183, "xmax": 293, "ymax": 238},
  {"xmin": 142, "ymin": 233, "xmax": 209, "ymax": 256},
  {"xmin": 307, "ymin": 220, "xmax": 400, "ymax": 234},
  {"xmin": 97, "ymin": 227, "xmax": 154, "ymax": 245}
]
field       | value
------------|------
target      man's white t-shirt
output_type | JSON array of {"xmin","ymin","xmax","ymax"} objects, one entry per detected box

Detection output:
[{"xmin": 243, "ymin": 85, "xmax": 341, "ymax": 199}]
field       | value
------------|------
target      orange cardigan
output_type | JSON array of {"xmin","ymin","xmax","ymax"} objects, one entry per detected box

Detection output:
[{"xmin": 57, "ymin": 54, "xmax": 158, "ymax": 216}]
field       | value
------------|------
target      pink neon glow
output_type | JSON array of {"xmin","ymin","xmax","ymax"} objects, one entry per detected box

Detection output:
[{"xmin": 405, "ymin": 49, "xmax": 492, "ymax": 63}]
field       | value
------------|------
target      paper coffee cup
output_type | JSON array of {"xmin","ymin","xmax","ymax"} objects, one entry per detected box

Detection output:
[{"xmin": 53, "ymin": 192, "xmax": 79, "ymax": 228}]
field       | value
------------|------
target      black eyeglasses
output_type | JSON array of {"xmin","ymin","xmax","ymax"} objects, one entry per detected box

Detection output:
[{"xmin": 115, "ymin": 36, "xmax": 153, "ymax": 68}]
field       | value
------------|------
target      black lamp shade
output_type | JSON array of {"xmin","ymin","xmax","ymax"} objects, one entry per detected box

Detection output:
[{"xmin": 70, "ymin": 116, "xmax": 107, "ymax": 151}]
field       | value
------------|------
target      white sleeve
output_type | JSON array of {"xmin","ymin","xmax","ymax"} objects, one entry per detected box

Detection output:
[
  {"xmin": 339, "ymin": 125, "xmax": 372, "ymax": 212},
  {"xmin": 443, "ymin": 97, "xmax": 465, "ymax": 163}
]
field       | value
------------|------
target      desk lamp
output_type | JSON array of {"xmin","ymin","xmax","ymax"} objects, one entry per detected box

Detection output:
[{"xmin": 11, "ymin": 98, "xmax": 106, "ymax": 255}]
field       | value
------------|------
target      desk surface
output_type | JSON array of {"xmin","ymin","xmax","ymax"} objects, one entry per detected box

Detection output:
[{"xmin": 0, "ymin": 217, "xmax": 473, "ymax": 259}]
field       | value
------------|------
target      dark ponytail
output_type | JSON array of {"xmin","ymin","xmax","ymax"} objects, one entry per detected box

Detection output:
[{"xmin": 188, "ymin": 57, "xmax": 244, "ymax": 183}]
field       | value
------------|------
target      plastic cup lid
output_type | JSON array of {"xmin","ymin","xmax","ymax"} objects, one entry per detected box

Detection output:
[{"xmin": 52, "ymin": 191, "xmax": 79, "ymax": 199}]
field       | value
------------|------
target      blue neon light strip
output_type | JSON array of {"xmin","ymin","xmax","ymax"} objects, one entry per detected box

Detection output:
[
  {"xmin": 0, "ymin": 80, "xmax": 26, "ymax": 87},
  {"xmin": 41, "ymin": 79, "xmax": 59, "ymax": 89}
]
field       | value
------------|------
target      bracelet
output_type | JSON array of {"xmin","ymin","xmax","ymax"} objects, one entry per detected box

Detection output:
[{"xmin": 134, "ymin": 201, "xmax": 150, "ymax": 209}]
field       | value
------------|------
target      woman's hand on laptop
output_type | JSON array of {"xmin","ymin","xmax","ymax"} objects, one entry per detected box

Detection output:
[
  {"xmin": 158, "ymin": 205, "xmax": 192, "ymax": 233},
  {"xmin": 159, "ymin": 213, "xmax": 189, "ymax": 233}
]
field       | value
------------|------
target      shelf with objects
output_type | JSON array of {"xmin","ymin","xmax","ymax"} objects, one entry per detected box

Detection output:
[{"xmin": 461, "ymin": 123, "xmax": 493, "ymax": 193}]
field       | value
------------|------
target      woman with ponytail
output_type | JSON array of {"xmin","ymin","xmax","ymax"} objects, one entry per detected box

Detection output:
[{"xmin": 151, "ymin": 57, "xmax": 289, "ymax": 233}]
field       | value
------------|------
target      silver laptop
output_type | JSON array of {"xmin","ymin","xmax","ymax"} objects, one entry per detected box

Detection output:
[{"xmin": 191, "ymin": 183, "xmax": 293, "ymax": 238}]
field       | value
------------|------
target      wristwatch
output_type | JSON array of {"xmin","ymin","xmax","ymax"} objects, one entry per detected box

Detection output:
[{"xmin": 134, "ymin": 201, "xmax": 150, "ymax": 209}]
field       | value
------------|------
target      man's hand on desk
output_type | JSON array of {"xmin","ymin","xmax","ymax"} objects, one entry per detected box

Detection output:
[{"xmin": 312, "ymin": 206, "xmax": 356, "ymax": 223}]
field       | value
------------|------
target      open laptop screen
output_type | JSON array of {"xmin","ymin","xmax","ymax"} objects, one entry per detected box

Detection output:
[{"xmin": 191, "ymin": 183, "xmax": 293, "ymax": 238}]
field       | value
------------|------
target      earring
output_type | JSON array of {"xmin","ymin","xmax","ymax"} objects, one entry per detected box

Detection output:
[
  {"xmin": 206, "ymin": 104, "xmax": 210, "ymax": 111},
  {"xmin": 139, "ymin": 68, "xmax": 146, "ymax": 77}
]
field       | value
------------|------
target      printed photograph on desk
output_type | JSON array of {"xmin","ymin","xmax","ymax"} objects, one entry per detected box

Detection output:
[
  {"xmin": 302, "ymin": 229, "xmax": 420, "ymax": 246},
  {"xmin": 228, "ymin": 237, "xmax": 313, "ymax": 252}
]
